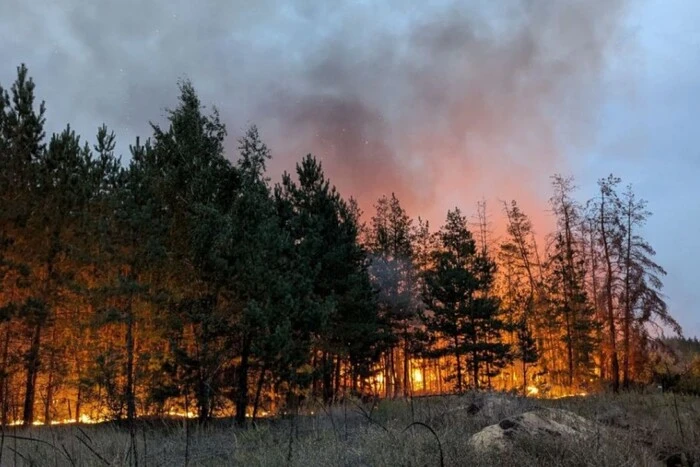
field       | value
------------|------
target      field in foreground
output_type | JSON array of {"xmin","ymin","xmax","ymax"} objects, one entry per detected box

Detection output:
[{"xmin": 1, "ymin": 392, "xmax": 699, "ymax": 466}]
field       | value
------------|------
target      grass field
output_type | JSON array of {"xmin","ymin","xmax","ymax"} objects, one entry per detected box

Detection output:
[{"xmin": 1, "ymin": 391, "xmax": 698, "ymax": 466}]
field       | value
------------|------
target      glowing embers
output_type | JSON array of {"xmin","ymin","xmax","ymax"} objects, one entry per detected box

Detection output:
[
  {"xmin": 166, "ymin": 408, "xmax": 197, "ymax": 419},
  {"xmin": 7, "ymin": 413, "xmax": 107, "ymax": 426},
  {"xmin": 527, "ymin": 385, "xmax": 539, "ymax": 396},
  {"xmin": 550, "ymin": 391, "xmax": 588, "ymax": 399}
]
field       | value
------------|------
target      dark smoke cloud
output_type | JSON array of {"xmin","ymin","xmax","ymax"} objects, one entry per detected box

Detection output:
[
  {"xmin": 0, "ymin": 0, "xmax": 633, "ymax": 227},
  {"xmin": 256, "ymin": 0, "xmax": 633, "ymax": 226}
]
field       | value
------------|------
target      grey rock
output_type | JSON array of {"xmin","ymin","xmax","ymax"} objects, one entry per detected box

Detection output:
[{"xmin": 468, "ymin": 408, "xmax": 600, "ymax": 453}]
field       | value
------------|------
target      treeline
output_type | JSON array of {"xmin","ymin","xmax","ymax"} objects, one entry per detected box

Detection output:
[
  {"xmin": 0, "ymin": 65, "xmax": 681, "ymax": 426},
  {"xmin": 652, "ymin": 337, "xmax": 700, "ymax": 395}
]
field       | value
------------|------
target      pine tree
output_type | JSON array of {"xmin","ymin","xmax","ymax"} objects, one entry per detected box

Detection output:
[
  {"xmin": 422, "ymin": 209, "xmax": 509, "ymax": 391},
  {"xmin": 514, "ymin": 319, "xmax": 538, "ymax": 395},
  {"xmin": 594, "ymin": 174, "xmax": 623, "ymax": 392},
  {"xmin": 499, "ymin": 201, "xmax": 542, "ymax": 393},
  {"xmin": 367, "ymin": 193, "xmax": 418, "ymax": 397},
  {"xmin": 618, "ymin": 184, "xmax": 680, "ymax": 387},
  {"xmin": 276, "ymin": 155, "xmax": 386, "ymax": 403},
  {"xmin": 547, "ymin": 175, "xmax": 598, "ymax": 388},
  {"xmin": 146, "ymin": 80, "xmax": 235, "ymax": 422},
  {"xmin": 0, "ymin": 65, "xmax": 47, "ymax": 425},
  {"xmin": 225, "ymin": 126, "xmax": 308, "ymax": 425}
]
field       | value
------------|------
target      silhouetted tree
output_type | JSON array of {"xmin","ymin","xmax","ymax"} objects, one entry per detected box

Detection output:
[{"xmin": 422, "ymin": 209, "xmax": 509, "ymax": 391}]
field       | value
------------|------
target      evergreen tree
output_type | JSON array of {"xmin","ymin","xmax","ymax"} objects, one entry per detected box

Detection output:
[
  {"xmin": 367, "ymin": 193, "xmax": 418, "ymax": 397},
  {"xmin": 276, "ymin": 155, "xmax": 387, "ymax": 403},
  {"xmin": 618, "ymin": 184, "xmax": 680, "ymax": 387},
  {"xmin": 422, "ymin": 209, "xmax": 509, "ymax": 391},
  {"xmin": 21, "ymin": 124, "xmax": 95, "ymax": 425},
  {"xmin": 499, "ymin": 201, "xmax": 542, "ymax": 393},
  {"xmin": 147, "ymin": 80, "xmax": 235, "ymax": 422},
  {"xmin": 223, "ymin": 126, "xmax": 313, "ymax": 425},
  {"xmin": 546, "ymin": 175, "xmax": 598, "ymax": 388},
  {"xmin": 593, "ymin": 175, "xmax": 623, "ymax": 392},
  {"xmin": 0, "ymin": 65, "xmax": 47, "ymax": 425}
]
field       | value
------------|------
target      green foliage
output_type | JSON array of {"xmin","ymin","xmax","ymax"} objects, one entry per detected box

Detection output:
[
  {"xmin": 422, "ymin": 208, "xmax": 511, "ymax": 391},
  {"xmin": 276, "ymin": 155, "xmax": 388, "ymax": 400}
]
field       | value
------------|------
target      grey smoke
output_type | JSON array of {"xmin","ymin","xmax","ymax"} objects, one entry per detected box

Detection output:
[{"xmin": 0, "ymin": 0, "xmax": 632, "ymax": 221}]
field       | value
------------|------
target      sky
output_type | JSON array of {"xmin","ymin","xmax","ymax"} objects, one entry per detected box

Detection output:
[{"xmin": 1, "ymin": 0, "xmax": 698, "ymax": 337}]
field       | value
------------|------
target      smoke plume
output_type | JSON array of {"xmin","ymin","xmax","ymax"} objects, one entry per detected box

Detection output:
[
  {"xmin": 256, "ymin": 0, "xmax": 632, "ymax": 229},
  {"xmin": 0, "ymin": 0, "xmax": 634, "ymax": 229}
]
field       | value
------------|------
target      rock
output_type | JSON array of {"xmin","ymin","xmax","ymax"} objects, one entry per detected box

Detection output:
[{"xmin": 469, "ymin": 408, "xmax": 599, "ymax": 453}]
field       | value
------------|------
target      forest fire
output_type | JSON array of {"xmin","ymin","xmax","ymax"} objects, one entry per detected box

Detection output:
[{"xmin": 0, "ymin": 65, "xmax": 682, "ymax": 428}]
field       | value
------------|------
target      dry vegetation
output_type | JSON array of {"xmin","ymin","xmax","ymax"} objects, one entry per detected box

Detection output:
[{"xmin": 1, "ymin": 391, "xmax": 698, "ymax": 466}]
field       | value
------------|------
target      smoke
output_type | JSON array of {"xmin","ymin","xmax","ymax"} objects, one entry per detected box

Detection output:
[
  {"xmin": 258, "ymin": 0, "xmax": 633, "ymax": 229},
  {"xmin": 0, "ymin": 0, "xmax": 634, "ymax": 230}
]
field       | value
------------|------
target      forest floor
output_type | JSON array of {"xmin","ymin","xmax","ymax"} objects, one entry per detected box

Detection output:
[{"xmin": 1, "ymin": 391, "xmax": 699, "ymax": 466}]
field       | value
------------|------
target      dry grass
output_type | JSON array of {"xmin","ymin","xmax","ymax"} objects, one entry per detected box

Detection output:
[{"xmin": 1, "ymin": 392, "xmax": 698, "ymax": 466}]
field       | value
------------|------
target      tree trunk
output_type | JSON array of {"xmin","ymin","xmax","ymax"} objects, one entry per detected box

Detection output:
[
  {"xmin": 622, "ymin": 205, "xmax": 632, "ymax": 389},
  {"xmin": 75, "ymin": 384, "xmax": 82, "ymax": 424},
  {"xmin": 403, "ymin": 331, "xmax": 410, "ymax": 397},
  {"xmin": 125, "ymin": 294, "xmax": 136, "ymax": 425},
  {"xmin": 311, "ymin": 352, "xmax": 318, "ymax": 398},
  {"xmin": 389, "ymin": 348, "xmax": 398, "ymax": 398},
  {"xmin": 562, "ymin": 278, "xmax": 574, "ymax": 387},
  {"xmin": 0, "ymin": 326, "xmax": 10, "ymax": 425},
  {"xmin": 24, "ymin": 237, "xmax": 58, "ymax": 427},
  {"xmin": 600, "ymin": 194, "xmax": 620, "ymax": 393},
  {"xmin": 322, "ymin": 352, "xmax": 333, "ymax": 404},
  {"xmin": 44, "ymin": 354, "xmax": 54, "ymax": 424},
  {"xmin": 334, "ymin": 355, "xmax": 342, "ymax": 400},
  {"xmin": 587, "ymin": 221, "xmax": 605, "ymax": 380},
  {"xmin": 386, "ymin": 350, "xmax": 392, "ymax": 397},
  {"xmin": 22, "ymin": 322, "xmax": 42, "ymax": 426},
  {"xmin": 454, "ymin": 336, "xmax": 463, "ymax": 393},
  {"xmin": 252, "ymin": 366, "xmax": 266, "ymax": 423},
  {"xmin": 196, "ymin": 322, "xmax": 212, "ymax": 423},
  {"xmin": 562, "ymin": 205, "xmax": 577, "ymax": 388},
  {"xmin": 235, "ymin": 338, "xmax": 251, "ymax": 426},
  {"xmin": 472, "ymin": 348, "xmax": 479, "ymax": 391}
]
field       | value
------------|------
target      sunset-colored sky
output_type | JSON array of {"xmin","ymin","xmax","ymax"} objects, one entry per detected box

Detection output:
[{"xmin": 2, "ymin": 0, "xmax": 698, "ymax": 337}]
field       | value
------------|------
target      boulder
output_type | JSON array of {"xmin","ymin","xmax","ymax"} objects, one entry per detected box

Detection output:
[{"xmin": 469, "ymin": 408, "xmax": 599, "ymax": 453}]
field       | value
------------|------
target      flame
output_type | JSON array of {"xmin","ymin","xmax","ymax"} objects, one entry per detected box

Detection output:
[
  {"xmin": 412, "ymin": 368, "xmax": 423, "ymax": 384},
  {"xmin": 6, "ymin": 413, "xmax": 107, "ymax": 426},
  {"xmin": 551, "ymin": 391, "xmax": 588, "ymax": 399},
  {"xmin": 527, "ymin": 386, "xmax": 539, "ymax": 395},
  {"xmin": 166, "ymin": 409, "xmax": 197, "ymax": 419}
]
